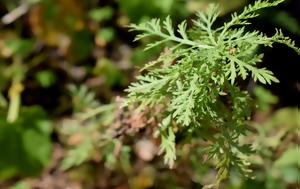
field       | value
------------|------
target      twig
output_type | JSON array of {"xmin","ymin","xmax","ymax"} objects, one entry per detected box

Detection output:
[{"xmin": 1, "ymin": 3, "xmax": 30, "ymax": 25}]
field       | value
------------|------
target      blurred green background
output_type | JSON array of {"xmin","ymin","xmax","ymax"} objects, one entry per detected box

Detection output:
[{"xmin": 0, "ymin": 0, "xmax": 299, "ymax": 188}]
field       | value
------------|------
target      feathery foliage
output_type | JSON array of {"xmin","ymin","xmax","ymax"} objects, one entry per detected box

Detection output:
[{"xmin": 126, "ymin": 0, "xmax": 299, "ymax": 185}]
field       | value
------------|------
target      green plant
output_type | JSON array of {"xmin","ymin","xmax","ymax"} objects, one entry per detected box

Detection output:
[
  {"xmin": 125, "ymin": 0, "xmax": 299, "ymax": 185},
  {"xmin": 0, "ymin": 106, "xmax": 52, "ymax": 179},
  {"xmin": 58, "ymin": 85, "xmax": 122, "ymax": 171}
]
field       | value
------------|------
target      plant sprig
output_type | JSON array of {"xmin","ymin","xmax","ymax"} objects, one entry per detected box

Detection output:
[{"xmin": 126, "ymin": 0, "xmax": 299, "ymax": 184}]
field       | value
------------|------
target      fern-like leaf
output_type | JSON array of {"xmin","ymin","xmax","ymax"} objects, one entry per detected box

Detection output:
[{"xmin": 126, "ymin": 0, "xmax": 299, "ymax": 183}]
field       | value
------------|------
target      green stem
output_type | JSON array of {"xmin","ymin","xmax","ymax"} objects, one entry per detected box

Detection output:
[{"xmin": 7, "ymin": 56, "xmax": 24, "ymax": 123}]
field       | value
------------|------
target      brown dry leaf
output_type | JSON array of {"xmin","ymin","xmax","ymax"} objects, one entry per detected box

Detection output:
[
  {"xmin": 112, "ymin": 97, "xmax": 148, "ymax": 135},
  {"xmin": 127, "ymin": 110, "xmax": 148, "ymax": 132}
]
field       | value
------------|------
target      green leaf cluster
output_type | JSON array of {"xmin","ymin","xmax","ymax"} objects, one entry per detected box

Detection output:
[
  {"xmin": 126, "ymin": 0, "xmax": 299, "ymax": 184},
  {"xmin": 59, "ymin": 85, "xmax": 119, "ymax": 170},
  {"xmin": 0, "ymin": 106, "xmax": 52, "ymax": 179}
]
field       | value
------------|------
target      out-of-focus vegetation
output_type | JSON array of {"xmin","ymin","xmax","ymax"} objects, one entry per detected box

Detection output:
[{"xmin": 0, "ymin": 0, "xmax": 299, "ymax": 189}]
